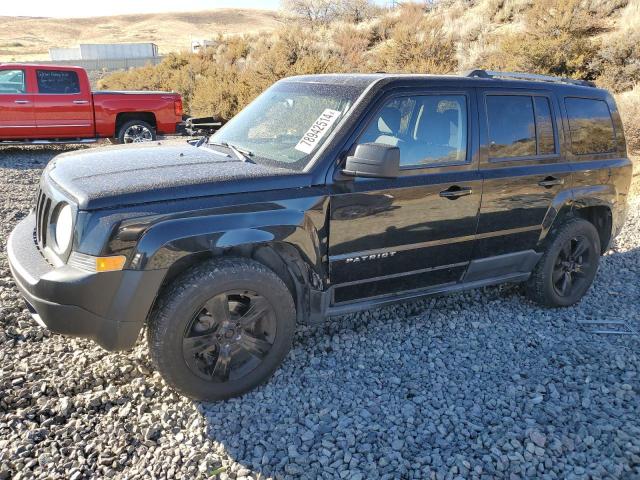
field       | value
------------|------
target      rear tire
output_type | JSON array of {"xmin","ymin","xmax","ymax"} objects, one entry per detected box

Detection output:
[
  {"xmin": 526, "ymin": 218, "xmax": 600, "ymax": 307},
  {"xmin": 116, "ymin": 119, "xmax": 156, "ymax": 144},
  {"xmin": 147, "ymin": 257, "xmax": 296, "ymax": 401}
]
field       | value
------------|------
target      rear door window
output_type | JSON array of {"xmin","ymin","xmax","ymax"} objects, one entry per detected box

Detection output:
[
  {"xmin": 36, "ymin": 70, "xmax": 81, "ymax": 94},
  {"xmin": 534, "ymin": 97, "xmax": 556, "ymax": 155},
  {"xmin": 0, "ymin": 69, "xmax": 25, "ymax": 94},
  {"xmin": 486, "ymin": 95, "xmax": 536, "ymax": 158},
  {"xmin": 486, "ymin": 95, "xmax": 558, "ymax": 159},
  {"xmin": 565, "ymin": 97, "xmax": 616, "ymax": 155}
]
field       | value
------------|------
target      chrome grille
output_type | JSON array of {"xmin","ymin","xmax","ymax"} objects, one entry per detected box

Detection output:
[{"xmin": 34, "ymin": 188, "xmax": 53, "ymax": 249}]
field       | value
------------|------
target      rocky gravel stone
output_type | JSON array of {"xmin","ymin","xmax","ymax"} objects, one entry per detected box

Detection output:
[{"xmin": 0, "ymin": 145, "xmax": 639, "ymax": 479}]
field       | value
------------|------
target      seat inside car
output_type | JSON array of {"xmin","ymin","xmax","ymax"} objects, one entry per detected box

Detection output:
[
  {"xmin": 405, "ymin": 98, "xmax": 460, "ymax": 165},
  {"xmin": 361, "ymin": 106, "xmax": 403, "ymax": 147}
]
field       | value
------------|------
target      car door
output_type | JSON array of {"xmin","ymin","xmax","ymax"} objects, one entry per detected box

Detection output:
[
  {"xmin": 328, "ymin": 88, "xmax": 481, "ymax": 305},
  {"xmin": 472, "ymin": 90, "xmax": 571, "ymax": 264},
  {"xmin": 0, "ymin": 67, "xmax": 35, "ymax": 139},
  {"xmin": 34, "ymin": 68, "xmax": 94, "ymax": 138}
]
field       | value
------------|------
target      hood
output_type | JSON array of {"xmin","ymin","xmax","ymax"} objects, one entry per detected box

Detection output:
[{"xmin": 45, "ymin": 143, "xmax": 309, "ymax": 210}]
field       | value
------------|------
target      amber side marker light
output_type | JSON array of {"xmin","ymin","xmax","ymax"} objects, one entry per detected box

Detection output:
[
  {"xmin": 96, "ymin": 256, "xmax": 127, "ymax": 272},
  {"xmin": 69, "ymin": 252, "xmax": 128, "ymax": 272}
]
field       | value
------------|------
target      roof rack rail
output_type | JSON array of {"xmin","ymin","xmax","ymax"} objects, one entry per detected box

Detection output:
[{"xmin": 463, "ymin": 69, "xmax": 596, "ymax": 88}]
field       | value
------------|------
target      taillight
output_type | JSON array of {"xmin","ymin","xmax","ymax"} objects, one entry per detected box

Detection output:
[{"xmin": 174, "ymin": 98, "xmax": 183, "ymax": 117}]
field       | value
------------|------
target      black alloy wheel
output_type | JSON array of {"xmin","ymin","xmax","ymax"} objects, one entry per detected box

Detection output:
[
  {"xmin": 526, "ymin": 218, "xmax": 600, "ymax": 307},
  {"xmin": 551, "ymin": 235, "xmax": 595, "ymax": 298},
  {"xmin": 182, "ymin": 290, "xmax": 277, "ymax": 382},
  {"xmin": 148, "ymin": 257, "xmax": 296, "ymax": 401}
]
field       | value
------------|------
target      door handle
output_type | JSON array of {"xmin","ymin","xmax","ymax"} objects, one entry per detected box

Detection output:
[
  {"xmin": 14, "ymin": 100, "xmax": 30, "ymax": 104},
  {"xmin": 439, "ymin": 186, "xmax": 473, "ymax": 199},
  {"xmin": 73, "ymin": 100, "xmax": 89, "ymax": 104},
  {"xmin": 538, "ymin": 176, "xmax": 565, "ymax": 188}
]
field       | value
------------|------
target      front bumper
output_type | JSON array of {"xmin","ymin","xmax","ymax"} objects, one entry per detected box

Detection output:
[{"xmin": 7, "ymin": 213, "xmax": 167, "ymax": 351}]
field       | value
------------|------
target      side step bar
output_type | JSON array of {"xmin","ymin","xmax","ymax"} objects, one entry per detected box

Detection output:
[
  {"xmin": 0, "ymin": 138, "xmax": 99, "ymax": 146},
  {"xmin": 325, "ymin": 272, "xmax": 531, "ymax": 317}
]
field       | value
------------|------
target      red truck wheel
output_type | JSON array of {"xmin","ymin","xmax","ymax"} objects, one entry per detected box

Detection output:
[{"xmin": 116, "ymin": 120, "xmax": 157, "ymax": 144}]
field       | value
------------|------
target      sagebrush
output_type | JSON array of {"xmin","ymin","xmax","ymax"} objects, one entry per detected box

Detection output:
[{"xmin": 98, "ymin": 0, "xmax": 640, "ymax": 151}]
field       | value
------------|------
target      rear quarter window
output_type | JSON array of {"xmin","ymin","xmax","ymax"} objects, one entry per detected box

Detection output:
[
  {"xmin": 565, "ymin": 97, "xmax": 616, "ymax": 155},
  {"xmin": 36, "ymin": 70, "xmax": 81, "ymax": 94}
]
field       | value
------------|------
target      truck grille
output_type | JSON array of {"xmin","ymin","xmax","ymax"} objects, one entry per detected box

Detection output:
[{"xmin": 34, "ymin": 188, "xmax": 53, "ymax": 249}]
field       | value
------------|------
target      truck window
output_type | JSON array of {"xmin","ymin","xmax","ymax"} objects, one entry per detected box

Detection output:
[
  {"xmin": 360, "ymin": 95, "xmax": 468, "ymax": 167},
  {"xmin": 565, "ymin": 97, "xmax": 616, "ymax": 155},
  {"xmin": 533, "ymin": 97, "xmax": 556, "ymax": 155},
  {"xmin": 486, "ymin": 95, "xmax": 536, "ymax": 158},
  {"xmin": 36, "ymin": 70, "xmax": 81, "ymax": 94},
  {"xmin": 0, "ymin": 70, "xmax": 25, "ymax": 94}
]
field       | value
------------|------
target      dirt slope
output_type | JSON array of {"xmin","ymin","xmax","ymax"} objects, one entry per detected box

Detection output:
[{"xmin": 0, "ymin": 9, "xmax": 282, "ymax": 61}]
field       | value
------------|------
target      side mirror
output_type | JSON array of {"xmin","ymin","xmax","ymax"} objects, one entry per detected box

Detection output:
[{"xmin": 342, "ymin": 143, "xmax": 400, "ymax": 179}]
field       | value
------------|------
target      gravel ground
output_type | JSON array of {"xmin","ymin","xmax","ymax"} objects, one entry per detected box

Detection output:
[{"xmin": 0, "ymin": 145, "xmax": 639, "ymax": 480}]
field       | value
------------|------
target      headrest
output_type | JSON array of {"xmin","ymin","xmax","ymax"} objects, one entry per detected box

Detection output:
[
  {"xmin": 415, "ymin": 100, "xmax": 458, "ymax": 144},
  {"xmin": 378, "ymin": 107, "xmax": 402, "ymax": 134}
]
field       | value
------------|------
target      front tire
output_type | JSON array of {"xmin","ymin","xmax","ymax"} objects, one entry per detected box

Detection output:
[
  {"xmin": 526, "ymin": 218, "xmax": 601, "ymax": 307},
  {"xmin": 116, "ymin": 119, "xmax": 156, "ymax": 144},
  {"xmin": 148, "ymin": 258, "xmax": 296, "ymax": 401}
]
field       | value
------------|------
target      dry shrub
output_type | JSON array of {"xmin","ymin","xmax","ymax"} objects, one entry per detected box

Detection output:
[
  {"xmin": 493, "ymin": 0, "xmax": 532, "ymax": 22},
  {"xmin": 595, "ymin": 30, "xmax": 640, "ymax": 92},
  {"xmin": 593, "ymin": 1, "xmax": 640, "ymax": 92},
  {"xmin": 616, "ymin": 85, "xmax": 640, "ymax": 154},
  {"xmin": 98, "ymin": 0, "xmax": 638, "ymax": 122},
  {"xmin": 331, "ymin": 24, "xmax": 372, "ymax": 69},
  {"xmin": 584, "ymin": 0, "xmax": 629, "ymax": 16},
  {"xmin": 186, "ymin": 27, "xmax": 343, "ymax": 119},
  {"xmin": 371, "ymin": 16, "xmax": 458, "ymax": 74},
  {"xmin": 485, "ymin": 0, "xmax": 601, "ymax": 79},
  {"xmin": 369, "ymin": 13, "xmax": 399, "ymax": 43},
  {"xmin": 395, "ymin": 2, "xmax": 428, "ymax": 24}
]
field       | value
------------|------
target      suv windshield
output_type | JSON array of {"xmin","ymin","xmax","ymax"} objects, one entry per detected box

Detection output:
[{"xmin": 207, "ymin": 81, "xmax": 364, "ymax": 170}]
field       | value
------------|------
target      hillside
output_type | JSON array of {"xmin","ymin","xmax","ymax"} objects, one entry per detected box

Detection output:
[
  {"xmin": 0, "ymin": 9, "xmax": 283, "ymax": 61},
  {"xmin": 96, "ymin": 0, "xmax": 639, "ymax": 153}
]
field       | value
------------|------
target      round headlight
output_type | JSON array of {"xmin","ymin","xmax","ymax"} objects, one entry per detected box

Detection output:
[{"xmin": 54, "ymin": 204, "xmax": 73, "ymax": 253}]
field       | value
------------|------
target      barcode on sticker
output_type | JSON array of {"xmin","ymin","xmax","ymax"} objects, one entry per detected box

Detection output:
[{"xmin": 295, "ymin": 109, "xmax": 342, "ymax": 154}]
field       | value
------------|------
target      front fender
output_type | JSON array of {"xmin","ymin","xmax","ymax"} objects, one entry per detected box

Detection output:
[{"xmin": 133, "ymin": 199, "xmax": 327, "ymax": 274}]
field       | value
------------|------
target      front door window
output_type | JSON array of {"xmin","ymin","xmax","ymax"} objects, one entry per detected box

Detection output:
[{"xmin": 359, "ymin": 94, "xmax": 468, "ymax": 167}]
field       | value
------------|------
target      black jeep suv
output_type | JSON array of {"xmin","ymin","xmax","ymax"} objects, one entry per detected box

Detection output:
[{"xmin": 8, "ymin": 70, "xmax": 632, "ymax": 400}]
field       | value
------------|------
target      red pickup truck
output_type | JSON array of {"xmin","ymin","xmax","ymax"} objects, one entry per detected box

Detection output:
[{"xmin": 0, "ymin": 64, "xmax": 183, "ymax": 144}]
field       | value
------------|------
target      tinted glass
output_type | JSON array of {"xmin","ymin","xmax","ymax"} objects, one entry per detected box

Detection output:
[
  {"xmin": 36, "ymin": 70, "xmax": 81, "ymax": 94},
  {"xmin": 487, "ymin": 95, "xmax": 536, "ymax": 158},
  {"xmin": 565, "ymin": 97, "xmax": 616, "ymax": 154},
  {"xmin": 0, "ymin": 70, "xmax": 25, "ymax": 94},
  {"xmin": 534, "ymin": 97, "xmax": 556, "ymax": 155},
  {"xmin": 360, "ymin": 95, "xmax": 467, "ymax": 166}
]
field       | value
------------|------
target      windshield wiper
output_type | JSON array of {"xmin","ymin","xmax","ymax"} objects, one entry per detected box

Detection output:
[
  {"xmin": 208, "ymin": 141, "xmax": 255, "ymax": 163},
  {"xmin": 194, "ymin": 135, "xmax": 209, "ymax": 147}
]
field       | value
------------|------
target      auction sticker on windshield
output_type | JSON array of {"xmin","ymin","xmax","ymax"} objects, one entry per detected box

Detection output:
[{"xmin": 295, "ymin": 109, "xmax": 342, "ymax": 154}]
